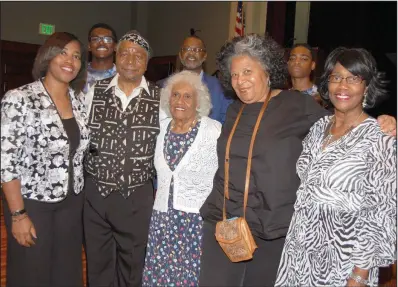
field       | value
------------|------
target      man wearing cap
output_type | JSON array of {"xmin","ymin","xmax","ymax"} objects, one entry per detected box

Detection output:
[{"xmin": 83, "ymin": 30, "xmax": 162, "ymax": 286}]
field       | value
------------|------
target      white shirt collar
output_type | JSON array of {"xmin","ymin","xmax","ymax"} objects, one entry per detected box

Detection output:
[
  {"xmin": 199, "ymin": 70, "xmax": 204, "ymax": 80},
  {"xmin": 105, "ymin": 73, "xmax": 150, "ymax": 95}
]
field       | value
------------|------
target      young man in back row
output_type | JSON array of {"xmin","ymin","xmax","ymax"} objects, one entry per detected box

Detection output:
[
  {"xmin": 288, "ymin": 43, "xmax": 324, "ymax": 104},
  {"xmin": 83, "ymin": 23, "xmax": 118, "ymax": 93}
]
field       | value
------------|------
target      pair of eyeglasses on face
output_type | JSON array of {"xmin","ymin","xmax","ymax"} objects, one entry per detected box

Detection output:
[
  {"xmin": 328, "ymin": 74, "xmax": 364, "ymax": 84},
  {"xmin": 89, "ymin": 36, "xmax": 115, "ymax": 44},
  {"xmin": 181, "ymin": 47, "xmax": 206, "ymax": 53}
]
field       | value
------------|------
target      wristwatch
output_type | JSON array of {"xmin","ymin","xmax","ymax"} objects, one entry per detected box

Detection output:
[{"xmin": 10, "ymin": 209, "xmax": 27, "ymax": 217}]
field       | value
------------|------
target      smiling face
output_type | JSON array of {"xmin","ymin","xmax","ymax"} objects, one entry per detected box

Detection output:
[
  {"xmin": 169, "ymin": 81, "xmax": 198, "ymax": 122},
  {"xmin": 328, "ymin": 62, "xmax": 366, "ymax": 114},
  {"xmin": 116, "ymin": 41, "xmax": 148, "ymax": 83},
  {"xmin": 88, "ymin": 27, "xmax": 116, "ymax": 60},
  {"xmin": 46, "ymin": 40, "xmax": 82, "ymax": 84},
  {"xmin": 179, "ymin": 37, "xmax": 207, "ymax": 71},
  {"xmin": 230, "ymin": 55, "xmax": 270, "ymax": 104},
  {"xmin": 288, "ymin": 46, "xmax": 315, "ymax": 79}
]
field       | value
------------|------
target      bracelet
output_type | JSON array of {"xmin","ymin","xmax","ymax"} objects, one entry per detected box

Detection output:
[
  {"xmin": 11, "ymin": 214, "xmax": 28, "ymax": 223},
  {"xmin": 10, "ymin": 209, "xmax": 27, "ymax": 217},
  {"xmin": 349, "ymin": 272, "xmax": 369, "ymax": 285}
]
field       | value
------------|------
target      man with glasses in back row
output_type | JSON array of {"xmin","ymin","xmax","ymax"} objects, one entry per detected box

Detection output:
[
  {"xmin": 83, "ymin": 23, "xmax": 118, "ymax": 93},
  {"xmin": 159, "ymin": 34, "xmax": 233, "ymax": 124}
]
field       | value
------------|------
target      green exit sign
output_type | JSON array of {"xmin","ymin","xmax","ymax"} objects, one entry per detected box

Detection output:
[{"xmin": 39, "ymin": 23, "xmax": 55, "ymax": 35}]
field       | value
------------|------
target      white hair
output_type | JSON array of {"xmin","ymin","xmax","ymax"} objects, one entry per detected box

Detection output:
[{"xmin": 160, "ymin": 70, "xmax": 212, "ymax": 118}]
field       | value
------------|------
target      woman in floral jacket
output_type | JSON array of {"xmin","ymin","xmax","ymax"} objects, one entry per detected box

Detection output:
[{"xmin": 1, "ymin": 32, "xmax": 90, "ymax": 286}]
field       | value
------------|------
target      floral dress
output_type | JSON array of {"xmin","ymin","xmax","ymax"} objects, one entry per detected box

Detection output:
[{"xmin": 142, "ymin": 120, "xmax": 203, "ymax": 287}]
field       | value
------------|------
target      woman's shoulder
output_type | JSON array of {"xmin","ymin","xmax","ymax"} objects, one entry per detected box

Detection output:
[
  {"xmin": 359, "ymin": 117, "xmax": 393, "ymax": 142},
  {"xmin": 276, "ymin": 89, "xmax": 304, "ymax": 99},
  {"xmin": 271, "ymin": 89, "xmax": 312, "ymax": 108},
  {"xmin": 200, "ymin": 116, "xmax": 222, "ymax": 136},
  {"xmin": 1, "ymin": 80, "xmax": 41, "ymax": 105},
  {"xmin": 159, "ymin": 117, "xmax": 172, "ymax": 130},
  {"xmin": 314, "ymin": 114, "xmax": 332, "ymax": 127},
  {"xmin": 360, "ymin": 118, "xmax": 397, "ymax": 159},
  {"xmin": 306, "ymin": 114, "xmax": 332, "ymax": 137}
]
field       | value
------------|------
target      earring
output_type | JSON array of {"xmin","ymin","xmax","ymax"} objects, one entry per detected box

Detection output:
[
  {"xmin": 362, "ymin": 92, "xmax": 367, "ymax": 108},
  {"xmin": 268, "ymin": 78, "xmax": 271, "ymax": 87}
]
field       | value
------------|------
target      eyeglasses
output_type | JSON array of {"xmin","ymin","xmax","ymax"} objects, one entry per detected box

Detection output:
[
  {"xmin": 89, "ymin": 36, "xmax": 115, "ymax": 44},
  {"xmin": 181, "ymin": 47, "xmax": 206, "ymax": 53},
  {"xmin": 328, "ymin": 74, "xmax": 364, "ymax": 84}
]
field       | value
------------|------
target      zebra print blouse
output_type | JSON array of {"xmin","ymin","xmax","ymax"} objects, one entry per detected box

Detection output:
[{"xmin": 276, "ymin": 115, "xmax": 397, "ymax": 287}]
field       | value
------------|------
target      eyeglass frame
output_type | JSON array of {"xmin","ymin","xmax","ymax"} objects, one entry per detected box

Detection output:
[
  {"xmin": 181, "ymin": 46, "xmax": 206, "ymax": 53},
  {"xmin": 89, "ymin": 36, "xmax": 115, "ymax": 44},
  {"xmin": 328, "ymin": 74, "xmax": 364, "ymax": 84}
]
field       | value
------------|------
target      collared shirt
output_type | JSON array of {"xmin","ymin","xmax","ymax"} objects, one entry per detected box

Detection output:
[
  {"xmin": 301, "ymin": 84, "xmax": 318, "ymax": 97},
  {"xmin": 85, "ymin": 73, "xmax": 167, "ymax": 121},
  {"xmin": 83, "ymin": 63, "xmax": 117, "ymax": 94}
]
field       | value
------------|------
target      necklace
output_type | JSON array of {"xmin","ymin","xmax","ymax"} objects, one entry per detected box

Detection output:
[
  {"xmin": 170, "ymin": 117, "xmax": 198, "ymax": 133},
  {"xmin": 322, "ymin": 111, "xmax": 364, "ymax": 149},
  {"xmin": 165, "ymin": 118, "xmax": 200, "ymax": 158},
  {"xmin": 111, "ymin": 87, "xmax": 143, "ymax": 115}
]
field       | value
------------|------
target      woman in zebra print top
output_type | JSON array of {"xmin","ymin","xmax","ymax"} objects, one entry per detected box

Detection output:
[{"xmin": 276, "ymin": 48, "xmax": 397, "ymax": 286}]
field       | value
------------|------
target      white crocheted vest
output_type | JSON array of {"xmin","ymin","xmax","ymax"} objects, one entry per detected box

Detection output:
[{"xmin": 153, "ymin": 116, "xmax": 221, "ymax": 213}]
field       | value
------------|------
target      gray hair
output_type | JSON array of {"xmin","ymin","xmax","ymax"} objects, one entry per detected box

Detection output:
[
  {"xmin": 160, "ymin": 70, "xmax": 212, "ymax": 118},
  {"xmin": 116, "ymin": 30, "xmax": 152, "ymax": 61},
  {"xmin": 216, "ymin": 33, "xmax": 287, "ymax": 90}
]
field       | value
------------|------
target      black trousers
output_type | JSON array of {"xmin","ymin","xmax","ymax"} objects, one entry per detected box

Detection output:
[
  {"xmin": 83, "ymin": 176, "xmax": 154, "ymax": 287},
  {"xmin": 199, "ymin": 220, "xmax": 286, "ymax": 287},
  {"xmin": 3, "ymin": 191, "xmax": 84, "ymax": 287}
]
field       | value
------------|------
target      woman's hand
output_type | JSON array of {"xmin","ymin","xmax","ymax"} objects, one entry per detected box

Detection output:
[
  {"xmin": 11, "ymin": 215, "xmax": 37, "ymax": 247},
  {"xmin": 377, "ymin": 115, "xmax": 397, "ymax": 137}
]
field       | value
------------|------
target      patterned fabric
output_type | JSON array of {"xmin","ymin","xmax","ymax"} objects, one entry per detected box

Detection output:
[
  {"xmin": 1, "ymin": 80, "xmax": 90, "ymax": 202},
  {"xmin": 85, "ymin": 76, "xmax": 160, "ymax": 198},
  {"xmin": 153, "ymin": 117, "xmax": 221, "ymax": 213},
  {"xmin": 83, "ymin": 63, "xmax": 116, "ymax": 94},
  {"xmin": 119, "ymin": 31, "xmax": 150, "ymax": 52},
  {"xmin": 302, "ymin": 84, "xmax": 318, "ymax": 97},
  {"xmin": 143, "ymin": 120, "xmax": 203, "ymax": 286},
  {"xmin": 275, "ymin": 116, "xmax": 397, "ymax": 287}
]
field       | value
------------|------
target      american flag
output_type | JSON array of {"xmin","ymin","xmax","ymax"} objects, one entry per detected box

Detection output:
[{"xmin": 235, "ymin": 1, "xmax": 245, "ymax": 37}]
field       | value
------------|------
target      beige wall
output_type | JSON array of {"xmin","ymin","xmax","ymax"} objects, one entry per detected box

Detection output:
[
  {"xmin": 0, "ymin": 2, "xmax": 132, "ymax": 46},
  {"xmin": 294, "ymin": 2, "xmax": 311, "ymax": 44},
  {"xmin": 144, "ymin": 1, "xmax": 231, "ymax": 73}
]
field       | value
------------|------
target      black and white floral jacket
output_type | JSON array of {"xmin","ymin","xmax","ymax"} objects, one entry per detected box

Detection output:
[{"xmin": 1, "ymin": 80, "xmax": 90, "ymax": 202}]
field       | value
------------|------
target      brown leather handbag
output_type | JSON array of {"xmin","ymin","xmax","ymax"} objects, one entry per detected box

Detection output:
[{"xmin": 215, "ymin": 92, "xmax": 271, "ymax": 263}]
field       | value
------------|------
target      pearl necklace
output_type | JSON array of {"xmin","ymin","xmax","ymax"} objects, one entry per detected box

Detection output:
[{"xmin": 322, "ymin": 111, "xmax": 364, "ymax": 149}]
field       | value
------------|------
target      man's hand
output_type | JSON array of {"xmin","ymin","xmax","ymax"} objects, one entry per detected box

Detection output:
[{"xmin": 377, "ymin": 115, "xmax": 397, "ymax": 137}]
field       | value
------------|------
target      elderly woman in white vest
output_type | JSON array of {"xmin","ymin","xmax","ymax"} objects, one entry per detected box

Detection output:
[{"xmin": 142, "ymin": 70, "xmax": 221, "ymax": 286}]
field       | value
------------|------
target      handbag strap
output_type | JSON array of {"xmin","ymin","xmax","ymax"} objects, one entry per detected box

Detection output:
[{"xmin": 223, "ymin": 91, "xmax": 272, "ymax": 220}]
